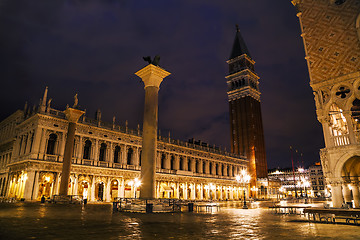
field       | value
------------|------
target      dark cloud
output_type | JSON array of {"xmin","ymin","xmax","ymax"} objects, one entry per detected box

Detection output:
[{"xmin": 0, "ymin": 0, "xmax": 323, "ymax": 169}]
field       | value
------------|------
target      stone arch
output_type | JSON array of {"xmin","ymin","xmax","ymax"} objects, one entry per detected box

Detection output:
[
  {"xmin": 110, "ymin": 178, "xmax": 120, "ymax": 200},
  {"xmin": 334, "ymin": 152, "xmax": 360, "ymax": 178}
]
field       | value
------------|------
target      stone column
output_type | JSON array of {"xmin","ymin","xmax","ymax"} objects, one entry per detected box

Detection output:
[
  {"xmin": 174, "ymin": 155, "xmax": 180, "ymax": 170},
  {"xmin": 135, "ymin": 64, "xmax": 170, "ymax": 199},
  {"xmin": 23, "ymin": 170, "xmax": 35, "ymax": 200},
  {"xmin": 343, "ymin": 184, "xmax": 352, "ymax": 204},
  {"xmin": 351, "ymin": 184, "xmax": 360, "ymax": 208},
  {"xmin": 59, "ymin": 108, "xmax": 84, "ymax": 196},
  {"xmin": 53, "ymin": 172, "xmax": 60, "ymax": 195},
  {"xmin": 331, "ymin": 183, "xmax": 343, "ymax": 208}
]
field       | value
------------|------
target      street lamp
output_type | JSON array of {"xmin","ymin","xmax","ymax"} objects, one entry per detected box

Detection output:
[{"xmin": 236, "ymin": 170, "xmax": 251, "ymax": 209}]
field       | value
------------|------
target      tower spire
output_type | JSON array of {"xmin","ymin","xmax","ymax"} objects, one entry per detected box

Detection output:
[{"xmin": 230, "ymin": 25, "xmax": 251, "ymax": 59}]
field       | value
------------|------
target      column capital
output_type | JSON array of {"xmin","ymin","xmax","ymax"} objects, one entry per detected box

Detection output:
[
  {"xmin": 64, "ymin": 108, "xmax": 85, "ymax": 123},
  {"xmin": 135, "ymin": 64, "xmax": 171, "ymax": 88}
]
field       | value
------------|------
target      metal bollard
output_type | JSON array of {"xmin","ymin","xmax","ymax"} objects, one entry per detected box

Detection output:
[
  {"xmin": 188, "ymin": 203, "xmax": 194, "ymax": 212},
  {"xmin": 146, "ymin": 203, "xmax": 153, "ymax": 213}
]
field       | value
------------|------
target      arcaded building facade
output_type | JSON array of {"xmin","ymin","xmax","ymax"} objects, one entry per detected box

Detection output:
[
  {"xmin": 0, "ymin": 89, "xmax": 249, "ymax": 202},
  {"xmin": 292, "ymin": 0, "xmax": 360, "ymax": 207}
]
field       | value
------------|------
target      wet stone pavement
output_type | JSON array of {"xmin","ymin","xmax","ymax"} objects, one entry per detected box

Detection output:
[{"xmin": 1, "ymin": 202, "xmax": 360, "ymax": 240}]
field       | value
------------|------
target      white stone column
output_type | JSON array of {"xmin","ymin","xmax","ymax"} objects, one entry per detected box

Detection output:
[
  {"xmin": 109, "ymin": 142, "xmax": 114, "ymax": 163},
  {"xmin": 93, "ymin": 140, "xmax": 99, "ymax": 161},
  {"xmin": 184, "ymin": 183, "xmax": 188, "ymax": 199},
  {"xmin": 351, "ymin": 184, "xmax": 360, "ymax": 208},
  {"xmin": 39, "ymin": 130, "xmax": 47, "ymax": 159},
  {"xmin": 174, "ymin": 155, "xmax": 180, "ymax": 170},
  {"xmin": 331, "ymin": 184, "xmax": 343, "ymax": 208},
  {"xmin": 59, "ymin": 132, "xmax": 66, "ymax": 161},
  {"xmin": 32, "ymin": 171, "xmax": 40, "ymax": 200},
  {"xmin": 321, "ymin": 121, "xmax": 334, "ymax": 148},
  {"xmin": 191, "ymin": 185, "xmax": 196, "ymax": 199},
  {"xmin": 343, "ymin": 184, "xmax": 352, "ymax": 204},
  {"xmin": 106, "ymin": 178, "xmax": 111, "ymax": 202},
  {"xmin": 133, "ymin": 147, "xmax": 140, "ymax": 166},
  {"xmin": 73, "ymin": 175, "xmax": 78, "ymax": 196},
  {"xmin": 59, "ymin": 108, "xmax": 84, "ymax": 196},
  {"xmin": 53, "ymin": 173, "xmax": 60, "ymax": 195},
  {"xmin": 205, "ymin": 161, "xmax": 210, "ymax": 174},
  {"xmin": 136, "ymin": 64, "xmax": 170, "ymax": 199},
  {"xmin": 175, "ymin": 183, "xmax": 180, "ymax": 199},
  {"xmin": 118, "ymin": 178, "xmax": 125, "ymax": 198},
  {"xmin": 198, "ymin": 160, "xmax": 203, "ymax": 174},
  {"xmin": 78, "ymin": 136, "xmax": 83, "ymax": 159},
  {"xmin": 90, "ymin": 176, "xmax": 96, "ymax": 201},
  {"xmin": 23, "ymin": 170, "xmax": 35, "ymax": 200},
  {"xmin": 191, "ymin": 159, "xmax": 196, "ymax": 173}
]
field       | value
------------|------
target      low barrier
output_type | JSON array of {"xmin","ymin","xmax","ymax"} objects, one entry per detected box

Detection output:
[{"xmin": 112, "ymin": 198, "xmax": 220, "ymax": 213}]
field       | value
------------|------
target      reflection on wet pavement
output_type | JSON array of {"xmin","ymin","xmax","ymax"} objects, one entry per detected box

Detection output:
[{"xmin": 0, "ymin": 202, "xmax": 359, "ymax": 240}]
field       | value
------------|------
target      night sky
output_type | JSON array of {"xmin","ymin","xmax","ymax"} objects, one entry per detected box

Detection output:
[{"xmin": 0, "ymin": 0, "xmax": 324, "ymax": 169}]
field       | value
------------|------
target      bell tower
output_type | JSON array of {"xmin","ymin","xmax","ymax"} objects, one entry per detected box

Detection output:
[{"xmin": 226, "ymin": 26, "xmax": 268, "ymax": 181}]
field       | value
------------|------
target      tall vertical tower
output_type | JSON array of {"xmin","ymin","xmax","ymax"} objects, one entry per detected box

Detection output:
[
  {"xmin": 292, "ymin": 0, "xmax": 360, "ymax": 208},
  {"xmin": 226, "ymin": 26, "xmax": 268, "ymax": 181}
]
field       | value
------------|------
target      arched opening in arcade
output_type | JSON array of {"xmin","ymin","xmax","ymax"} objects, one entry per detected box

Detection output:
[
  {"xmin": 111, "ymin": 179, "xmax": 119, "ymax": 200},
  {"xmin": 38, "ymin": 173, "xmax": 54, "ymax": 199},
  {"xmin": 340, "ymin": 156, "xmax": 360, "ymax": 207},
  {"xmin": 95, "ymin": 182, "xmax": 105, "ymax": 201},
  {"xmin": 78, "ymin": 181, "xmax": 89, "ymax": 200},
  {"xmin": 160, "ymin": 183, "xmax": 173, "ymax": 198}
]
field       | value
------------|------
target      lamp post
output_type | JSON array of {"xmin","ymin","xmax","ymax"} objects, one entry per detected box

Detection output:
[{"xmin": 236, "ymin": 170, "xmax": 251, "ymax": 209}]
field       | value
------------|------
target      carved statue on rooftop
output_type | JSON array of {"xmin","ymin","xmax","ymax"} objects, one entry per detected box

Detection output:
[{"xmin": 73, "ymin": 93, "xmax": 79, "ymax": 108}]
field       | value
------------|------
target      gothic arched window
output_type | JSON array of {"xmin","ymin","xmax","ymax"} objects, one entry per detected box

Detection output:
[
  {"xmin": 83, "ymin": 140, "xmax": 92, "ymax": 159},
  {"xmin": 46, "ymin": 134, "xmax": 57, "ymax": 155}
]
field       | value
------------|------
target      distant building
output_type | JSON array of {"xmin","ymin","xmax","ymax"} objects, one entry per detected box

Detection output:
[
  {"xmin": 308, "ymin": 162, "xmax": 326, "ymax": 198},
  {"xmin": 268, "ymin": 167, "xmax": 311, "ymax": 198},
  {"xmin": 0, "ymin": 88, "xmax": 249, "ymax": 202}
]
